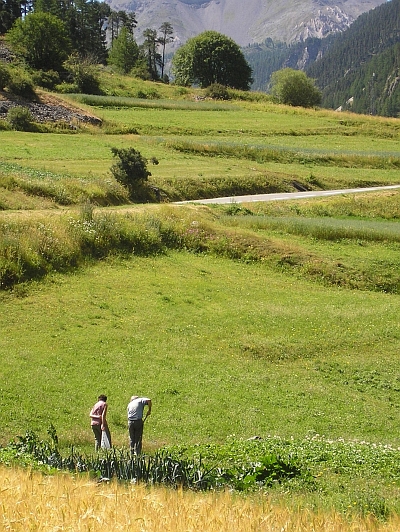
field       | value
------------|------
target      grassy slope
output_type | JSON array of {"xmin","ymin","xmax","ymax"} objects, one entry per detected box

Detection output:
[
  {"xmin": 1, "ymin": 75, "xmax": 400, "ymax": 517},
  {"xmin": 1, "ymin": 74, "xmax": 400, "ymax": 209},
  {"xmin": 1, "ymin": 249, "xmax": 399, "ymax": 450}
]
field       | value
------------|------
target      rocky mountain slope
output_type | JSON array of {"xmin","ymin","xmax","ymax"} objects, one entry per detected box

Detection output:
[{"xmin": 106, "ymin": 0, "xmax": 387, "ymax": 45}]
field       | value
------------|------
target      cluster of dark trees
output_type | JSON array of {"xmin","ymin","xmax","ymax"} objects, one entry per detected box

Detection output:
[
  {"xmin": 306, "ymin": 0, "xmax": 400, "ymax": 116},
  {"xmin": 245, "ymin": 0, "xmax": 400, "ymax": 117},
  {"xmin": 0, "ymin": 0, "xmax": 174, "ymax": 81},
  {"xmin": 1, "ymin": 0, "xmax": 257, "ymax": 92}
]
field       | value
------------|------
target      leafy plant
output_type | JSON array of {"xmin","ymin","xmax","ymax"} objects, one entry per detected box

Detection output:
[
  {"xmin": 270, "ymin": 68, "xmax": 322, "ymax": 108},
  {"xmin": 6, "ymin": 66, "xmax": 35, "ymax": 98},
  {"xmin": 110, "ymin": 146, "xmax": 153, "ymax": 201},
  {"xmin": 0, "ymin": 62, "xmax": 11, "ymax": 90},
  {"xmin": 7, "ymin": 106, "xmax": 35, "ymax": 131},
  {"xmin": 63, "ymin": 53, "xmax": 101, "ymax": 94},
  {"xmin": 6, "ymin": 12, "xmax": 71, "ymax": 72},
  {"xmin": 205, "ymin": 83, "xmax": 230, "ymax": 100},
  {"xmin": 31, "ymin": 69, "xmax": 61, "ymax": 90}
]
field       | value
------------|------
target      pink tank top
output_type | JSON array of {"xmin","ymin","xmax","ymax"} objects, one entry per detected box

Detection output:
[{"xmin": 90, "ymin": 400, "xmax": 105, "ymax": 426}]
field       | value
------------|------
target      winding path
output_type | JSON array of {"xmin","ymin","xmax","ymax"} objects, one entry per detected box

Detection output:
[{"xmin": 175, "ymin": 185, "xmax": 400, "ymax": 205}]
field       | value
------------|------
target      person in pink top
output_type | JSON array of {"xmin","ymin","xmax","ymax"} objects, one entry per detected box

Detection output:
[{"xmin": 89, "ymin": 394, "xmax": 111, "ymax": 451}]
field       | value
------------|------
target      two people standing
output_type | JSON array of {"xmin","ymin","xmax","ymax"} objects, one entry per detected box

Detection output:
[{"xmin": 89, "ymin": 393, "xmax": 152, "ymax": 454}]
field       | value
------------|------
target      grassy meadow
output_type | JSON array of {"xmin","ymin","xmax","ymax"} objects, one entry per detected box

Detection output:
[{"xmin": 1, "ymin": 76, "xmax": 400, "ymax": 523}]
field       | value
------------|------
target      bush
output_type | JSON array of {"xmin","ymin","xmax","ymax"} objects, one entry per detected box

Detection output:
[
  {"xmin": 63, "ymin": 54, "xmax": 101, "ymax": 94},
  {"xmin": 32, "ymin": 69, "xmax": 61, "ymax": 90},
  {"xmin": 7, "ymin": 106, "xmax": 35, "ymax": 131},
  {"xmin": 110, "ymin": 147, "xmax": 154, "ymax": 202},
  {"xmin": 6, "ymin": 67, "xmax": 35, "ymax": 98},
  {"xmin": 205, "ymin": 83, "xmax": 230, "ymax": 100},
  {"xmin": 54, "ymin": 82, "xmax": 78, "ymax": 94},
  {"xmin": 0, "ymin": 63, "xmax": 11, "ymax": 90},
  {"xmin": 270, "ymin": 68, "xmax": 321, "ymax": 108},
  {"xmin": 130, "ymin": 59, "xmax": 151, "ymax": 81}
]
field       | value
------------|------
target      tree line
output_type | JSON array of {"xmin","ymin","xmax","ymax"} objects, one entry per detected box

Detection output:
[
  {"xmin": 0, "ymin": 0, "xmax": 174, "ymax": 82},
  {"xmin": 1, "ymin": 0, "xmax": 321, "ymax": 105}
]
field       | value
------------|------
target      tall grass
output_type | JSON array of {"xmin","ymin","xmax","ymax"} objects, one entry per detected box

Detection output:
[
  {"xmin": 70, "ymin": 94, "xmax": 235, "ymax": 111},
  {"xmin": 223, "ymin": 215, "xmax": 400, "ymax": 243},
  {"xmin": 245, "ymin": 190, "xmax": 400, "ymax": 220},
  {"xmin": 1, "ymin": 466, "xmax": 399, "ymax": 531},
  {"xmin": 0, "ymin": 162, "xmax": 129, "ymax": 206},
  {"xmin": 1, "ymin": 200, "xmax": 400, "ymax": 292},
  {"xmin": 166, "ymin": 139, "xmax": 400, "ymax": 169}
]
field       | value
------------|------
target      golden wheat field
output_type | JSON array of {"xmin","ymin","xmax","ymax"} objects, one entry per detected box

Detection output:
[{"xmin": 0, "ymin": 466, "xmax": 399, "ymax": 532}]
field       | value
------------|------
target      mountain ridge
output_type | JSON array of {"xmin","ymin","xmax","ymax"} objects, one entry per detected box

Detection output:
[{"xmin": 105, "ymin": 0, "xmax": 387, "ymax": 46}]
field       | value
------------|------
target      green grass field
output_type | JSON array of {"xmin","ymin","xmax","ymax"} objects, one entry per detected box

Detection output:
[
  {"xmin": 1, "ymin": 80, "xmax": 400, "ymax": 518},
  {"xmin": 1, "ymin": 249, "xmax": 399, "ymax": 449},
  {"xmin": 1, "ymin": 82, "xmax": 400, "ymax": 209}
]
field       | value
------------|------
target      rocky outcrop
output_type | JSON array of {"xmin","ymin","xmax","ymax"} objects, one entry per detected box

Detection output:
[
  {"xmin": 0, "ymin": 97, "xmax": 102, "ymax": 125},
  {"xmin": 0, "ymin": 42, "xmax": 14, "ymax": 63},
  {"xmin": 0, "ymin": 41, "xmax": 101, "ymax": 126},
  {"xmin": 294, "ymin": 6, "xmax": 355, "ymax": 41}
]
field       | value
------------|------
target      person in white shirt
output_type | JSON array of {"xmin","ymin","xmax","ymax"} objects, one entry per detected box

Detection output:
[{"xmin": 127, "ymin": 395, "xmax": 152, "ymax": 454}]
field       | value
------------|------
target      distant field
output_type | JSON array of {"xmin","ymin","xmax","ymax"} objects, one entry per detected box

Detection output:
[{"xmin": 1, "ymin": 91, "xmax": 400, "ymax": 209}]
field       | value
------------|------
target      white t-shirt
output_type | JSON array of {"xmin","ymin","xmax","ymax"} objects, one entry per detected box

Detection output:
[{"xmin": 127, "ymin": 397, "xmax": 150, "ymax": 421}]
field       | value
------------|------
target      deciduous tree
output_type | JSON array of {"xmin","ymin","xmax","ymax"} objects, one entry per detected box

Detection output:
[
  {"xmin": 270, "ymin": 68, "xmax": 321, "ymax": 108},
  {"xmin": 6, "ymin": 12, "xmax": 71, "ymax": 71},
  {"xmin": 172, "ymin": 30, "xmax": 252, "ymax": 90}
]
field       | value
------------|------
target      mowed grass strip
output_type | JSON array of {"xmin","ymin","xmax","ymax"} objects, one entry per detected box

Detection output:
[{"xmin": 1, "ymin": 251, "xmax": 399, "ymax": 451}]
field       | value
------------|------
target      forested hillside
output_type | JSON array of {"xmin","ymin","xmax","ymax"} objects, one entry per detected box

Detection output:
[
  {"xmin": 246, "ymin": 0, "xmax": 400, "ymax": 117},
  {"xmin": 306, "ymin": 0, "xmax": 400, "ymax": 116},
  {"xmin": 243, "ymin": 36, "xmax": 334, "ymax": 92}
]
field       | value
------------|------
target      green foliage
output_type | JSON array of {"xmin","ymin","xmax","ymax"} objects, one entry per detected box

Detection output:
[
  {"xmin": 159, "ymin": 22, "xmax": 174, "ymax": 79},
  {"xmin": 63, "ymin": 53, "xmax": 101, "ymax": 94},
  {"xmin": 204, "ymin": 83, "xmax": 230, "ymax": 100},
  {"xmin": 172, "ymin": 30, "xmax": 253, "ymax": 90},
  {"xmin": 6, "ymin": 12, "xmax": 71, "ymax": 72},
  {"xmin": 1, "ymin": 428, "xmax": 306, "ymax": 491},
  {"xmin": 141, "ymin": 28, "xmax": 161, "ymax": 81},
  {"xmin": 110, "ymin": 147, "xmax": 152, "ymax": 201},
  {"xmin": 7, "ymin": 106, "xmax": 35, "ymax": 131},
  {"xmin": 0, "ymin": 0, "xmax": 20, "ymax": 33},
  {"xmin": 270, "ymin": 68, "xmax": 321, "ymax": 107},
  {"xmin": 31, "ymin": 69, "xmax": 61, "ymax": 90},
  {"xmin": 306, "ymin": 0, "xmax": 400, "ymax": 116},
  {"xmin": 107, "ymin": 26, "xmax": 139, "ymax": 74},
  {"xmin": 0, "ymin": 62, "xmax": 11, "ymax": 90},
  {"xmin": 5, "ymin": 66, "xmax": 35, "ymax": 98}
]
